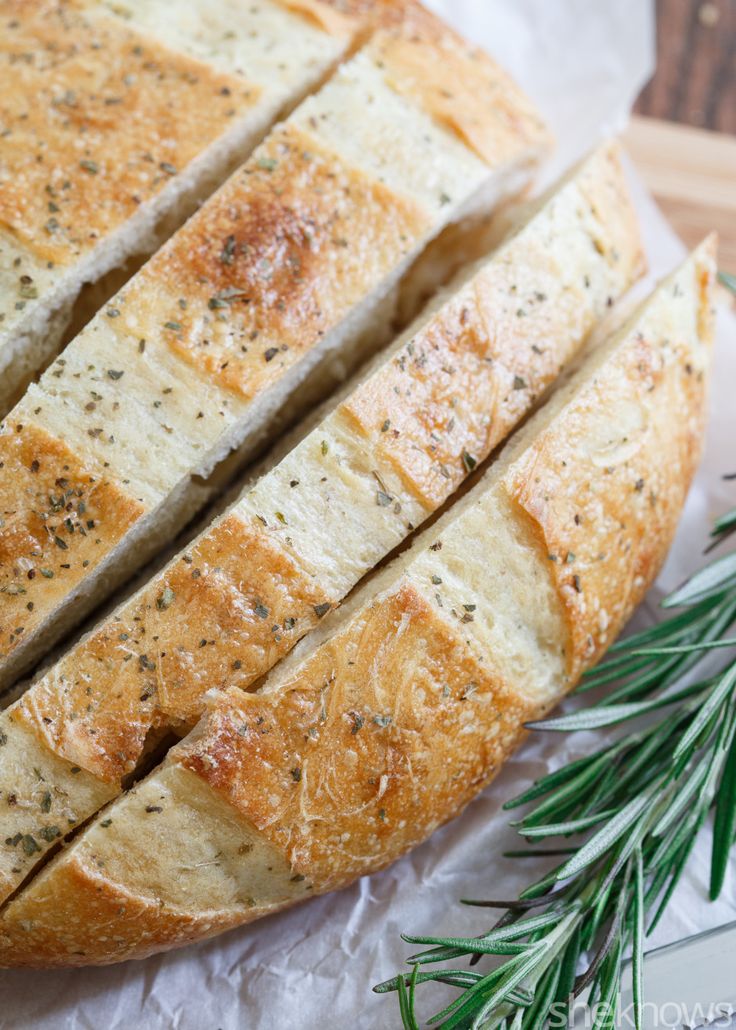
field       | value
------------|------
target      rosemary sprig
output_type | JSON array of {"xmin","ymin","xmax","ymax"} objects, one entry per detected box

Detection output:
[
  {"xmin": 718, "ymin": 270, "xmax": 736, "ymax": 297},
  {"xmin": 376, "ymin": 501, "xmax": 736, "ymax": 1029}
]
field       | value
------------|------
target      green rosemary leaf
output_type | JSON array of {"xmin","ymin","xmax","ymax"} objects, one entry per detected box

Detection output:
[
  {"xmin": 378, "ymin": 506, "xmax": 736, "ymax": 1027},
  {"xmin": 407, "ymin": 962, "xmax": 419, "ymax": 1030},
  {"xmin": 514, "ymin": 759, "xmax": 614, "ymax": 825},
  {"xmin": 504, "ymin": 749, "xmax": 612, "ymax": 809},
  {"xmin": 642, "ymin": 859, "xmax": 671, "ymax": 926},
  {"xmin": 526, "ymin": 697, "xmax": 675, "ymax": 732},
  {"xmin": 577, "ymin": 653, "xmax": 654, "ymax": 691},
  {"xmin": 510, "ymin": 1009, "xmax": 525, "ymax": 1030},
  {"xmin": 603, "ymin": 594, "xmax": 721, "ymax": 651},
  {"xmin": 576, "ymin": 907, "xmax": 620, "ymax": 1002},
  {"xmin": 403, "ymin": 911, "xmax": 564, "ymax": 957},
  {"xmin": 713, "ymin": 509, "xmax": 736, "ymax": 535},
  {"xmin": 650, "ymin": 761, "xmax": 708, "ymax": 838},
  {"xmin": 708, "ymin": 507, "xmax": 736, "ymax": 552},
  {"xmin": 426, "ymin": 962, "xmax": 515, "ymax": 1026},
  {"xmin": 518, "ymin": 809, "xmax": 617, "ymax": 838},
  {"xmin": 603, "ymin": 603, "xmax": 736, "ymax": 702},
  {"xmin": 437, "ymin": 945, "xmax": 545, "ymax": 1029},
  {"xmin": 600, "ymin": 653, "xmax": 689, "ymax": 704},
  {"xmin": 502, "ymin": 987, "xmax": 534, "ymax": 1008},
  {"xmin": 648, "ymin": 793, "xmax": 707, "ymax": 871},
  {"xmin": 404, "ymin": 938, "xmax": 526, "ymax": 967},
  {"xmin": 673, "ymin": 664, "xmax": 736, "ymax": 767},
  {"xmin": 374, "ymin": 969, "xmax": 483, "ymax": 994},
  {"xmin": 600, "ymin": 700, "xmax": 703, "ymax": 806},
  {"xmin": 518, "ymin": 867, "xmax": 562, "ymax": 901},
  {"xmin": 502, "ymin": 848, "xmax": 577, "ymax": 858},
  {"xmin": 578, "ymin": 765, "xmax": 621, "ymax": 821},
  {"xmin": 630, "ymin": 637, "xmax": 736, "ymax": 655},
  {"xmin": 663, "ymin": 551, "xmax": 736, "ymax": 608},
  {"xmin": 648, "ymin": 807, "xmax": 708, "ymax": 936},
  {"xmin": 718, "ymin": 270, "xmax": 736, "ymax": 295},
  {"xmin": 632, "ymin": 848, "xmax": 644, "ymax": 1030},
  {"xmin": 586, "ymin": 866, "xmax": 619, "ymax": 947},
  {"xmin": 472, "ymin": 911, "xmax": 579, "ymax": 1026},
  {"xmin": 396, "ymin": 965, "xmax": 415, "ymax": 1029},
  {"xmin": 554, "ymin": 793, "xmax": 651, "ymax": 881},
  {"xmin": 590, "ymin": 936, "xmax": 623, "ymax": 1030},
  {"xmin": 551, "ymin": 922, "xmax": 580, "ymax": 1017},
  {"xmin": 710, "ymin": 720, "xmax": 736, "ymax": 899},
  {"xmin": 400, "ymin": 944, "xmax": 470, "ymax": 967},
  {"xmin": 521, "ymin": 960, "xmax": 561, "ymax": 1029},
  {"xmin": 596, "ymin": 826, "xmax": 646, "ymax": 909}
]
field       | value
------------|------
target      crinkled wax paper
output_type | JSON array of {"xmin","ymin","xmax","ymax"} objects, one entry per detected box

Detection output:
[{"xmin": 2, "ymin": 1, "xmax": 734, "ymax": 1026}]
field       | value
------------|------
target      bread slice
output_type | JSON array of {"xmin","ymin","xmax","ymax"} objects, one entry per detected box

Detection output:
[
  {"xmin": 0, "ymin": 13, "xmax": 551, "ymax": 693},
  {"xmin": 0, "ymin": 238, "xmax": 714, "ymax": 967},
  {"xmin": 0, "ymin": 0, "xmax": 363, "ymax": 415},
  {"xmin": 0, "ymin": 141, "xmax": 644, "ymax": 902}
]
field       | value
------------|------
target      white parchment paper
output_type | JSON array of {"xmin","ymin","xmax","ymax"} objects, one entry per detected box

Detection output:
[{"xmin": 2, "ymin": 2, "xmax": 735, "ymax": 1026}]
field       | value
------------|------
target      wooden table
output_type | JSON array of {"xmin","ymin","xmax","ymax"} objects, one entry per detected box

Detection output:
[
  {"xmin": 624, "ymin": 116, "xmax": 736, "ymax": 271},
  {"xmin": 626, "ymin": 0, "xmax": 735, "ymax": 279},
  {"xmin": 635, "ymin": 0, "xmax": 734, "ymax": 134}
]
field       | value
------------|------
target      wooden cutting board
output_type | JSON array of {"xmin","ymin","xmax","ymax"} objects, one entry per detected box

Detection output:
[{"xmin": 624, "ymin": 115, "xmax": 736, "ymax": 275}]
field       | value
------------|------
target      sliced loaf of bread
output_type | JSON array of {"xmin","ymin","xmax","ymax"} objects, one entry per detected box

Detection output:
[
  {"xmin": 0, "ymin": 9, "xmax": 551, "ymax": 690},
  {"xmin": 0, "ymin": 142, "xmax": 644, "ymax": 903},
  {"xmin": 0, "ymin": 0, "xmax": 359, "ymax": 413},
  {"xmin": 0, "ymin": 238, "xmax": 712, "ymax": 967}
]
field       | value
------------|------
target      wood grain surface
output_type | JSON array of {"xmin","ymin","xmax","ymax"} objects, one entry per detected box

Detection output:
[
  {"xmin": 635, "ymin": 0, "xmax": 735, "ymax": 133},
  {"xmin": 624, "ymin": 115, "xmax": 736, "ymax": 272},
  {"xmin": 628, "ymin": 0, "xmax": 735, "ymax": 280}
]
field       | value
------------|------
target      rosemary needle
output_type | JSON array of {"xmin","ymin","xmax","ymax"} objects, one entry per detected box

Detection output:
[{"xmin": 376, "ymin": 502, "xmax": 736, "ymax": 1029}]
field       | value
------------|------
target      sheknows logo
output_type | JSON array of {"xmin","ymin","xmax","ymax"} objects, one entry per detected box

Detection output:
[{"xmin": 547, "ymin": 998, "xmax": 736, "ymax": 1028}]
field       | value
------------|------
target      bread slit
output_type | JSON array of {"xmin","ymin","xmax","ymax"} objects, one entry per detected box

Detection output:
[
  {"xmin": 0, "ymin": 6, "xmax": 551, "ymax": 691},
  {"xmin": 0, "ymin": 142, "xmax": 646, "ymax": 910},
  {"xmin": 0, "ymin": 237, "xmax": 714, "ymax": 966},
  {"xmin": 0, "ymin": 0, "xmax": 366, "ymax": 414}
]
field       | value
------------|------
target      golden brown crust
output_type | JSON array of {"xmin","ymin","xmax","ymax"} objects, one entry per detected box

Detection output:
[
  {"xmin": 0, "ymin": 419, "xmax": 144, "ymax": 663},
  {"xmin": 577, "ymin": 145, "xmax": 645, "ymax": 275},
  {"xmin": 0, "ymin": 580, "xmax": 535, "ymax": 966},
  {"xmin": 14, "ymin": 143, "xmax": 646, "ymax": 784},
  {"xmin": 0, "ymin": 709, "xmax": 116, "ymax": 899},
  {"xmin": 0, "ymin": 0, "xmax": 262, "ymax": 265},
  {"xmin": 0, "ymin": 0, "xmax": 550, "ymax": 687},
  {"xmin": 0, "ymin": 848, "xmax": 265, "ymax": 967},
  {"xmin": 370, "ymin": 31, "xmax": 550, "ymax": 166},
  {"xmin": 340, "ymin": 142, "xmax": 645, "ymax": 510},
  {"xmin": 0, "ymin": 143, "xmax": 643, "ymax": 903},
  {"xmin": 0, "ymin": 243, "xmax": 715, "ymax": 968},
  {"xmin": 9, "ymin": 143, "xmax": 645, "ymax": 782},
  {"xmin": 339, "ymin": 291, "xmax": 508, "ymax": 509},
  {"xmin": 504, "ymin": 240, "xmax": 716, "ymax": 681},
  {"xmin": 319, "ymin": 1, "xmax": 551, "ymax": 164},
  {"xmin": 118, "ymin": 122, "xmax": 431, "ymax": 401},
  {"xmin": 276, "ymin": 0, "xmax": 356, "ymax": 35},
  {"xmin": 17, "ymin": 512, "xmax": 331, "ymax": 782},
  {"xmin": 317, "ymin": 0, "xmax": 446, "ymax": 33},
  {"xmin": 0, "ymin": 757, "xmax": 309, "ymax": 967},
  {"xmin": 179, "ymin": 583, "xmax": 536, "ymax": 890}
]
